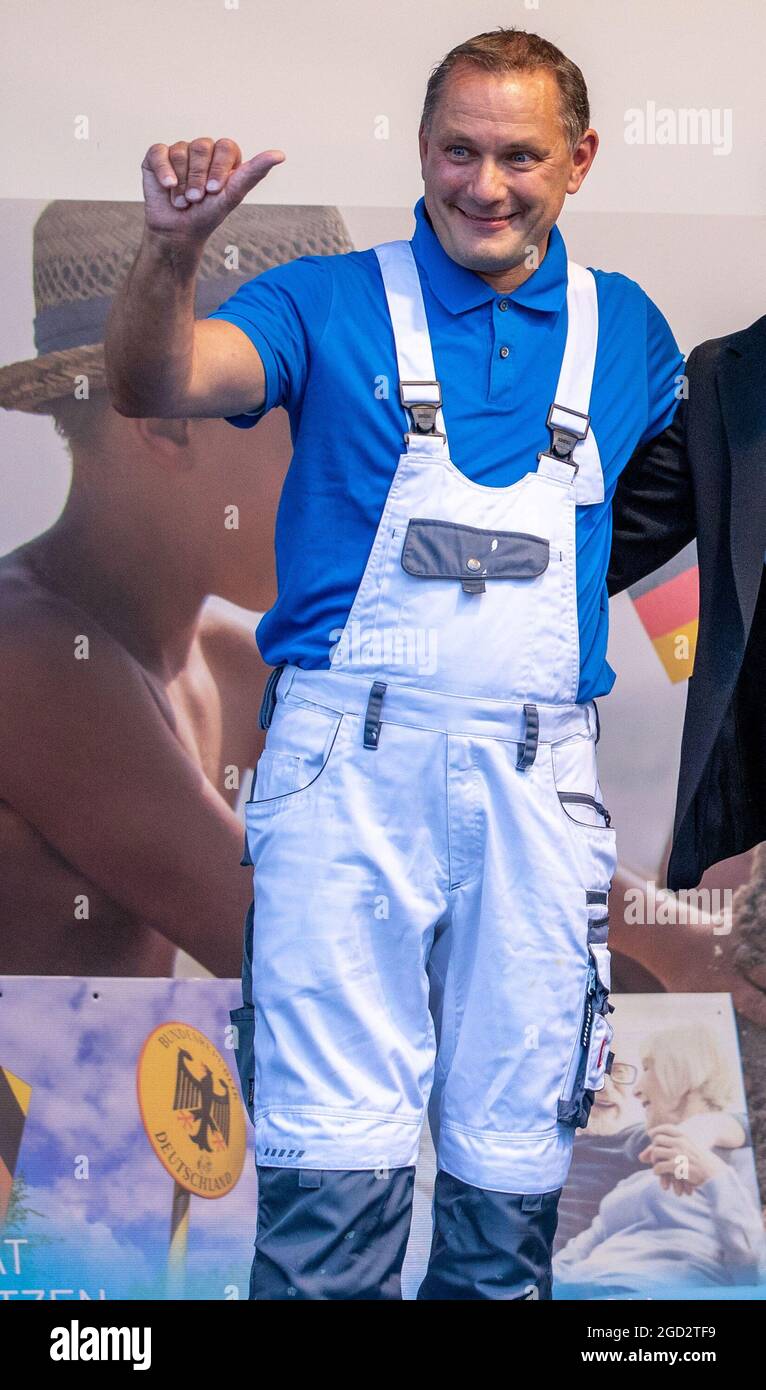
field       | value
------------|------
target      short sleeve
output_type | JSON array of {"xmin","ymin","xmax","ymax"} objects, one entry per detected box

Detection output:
[
  {"xmin": 205, "ymin": 254, "xmax": 334, "ymax": 428},
  {"xmin": 638, "ymin": 295, "xmax": 686, "ymax": 446}
]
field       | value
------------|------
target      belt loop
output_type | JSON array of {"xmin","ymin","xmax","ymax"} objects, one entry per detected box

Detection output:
[
  {"xmin": 363, "ymin": 680, "xmax": 387, "ymax": 749},
  {"xmin": 258, "ymin": 663, "xmax": 286, "ymax": 731},
  {"xmin": 516, "ymin": 703, "xmax": 539, "ymax": 770},
  {"xmin": 240, "ymin": 825, "xmax": 253, "ymax": 867},
  {"xmin": 592, "ymin": 699, "xmax": 601, "ymax": 743}
]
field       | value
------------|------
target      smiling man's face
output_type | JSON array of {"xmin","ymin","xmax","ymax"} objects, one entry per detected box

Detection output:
[{"xmin": 419, "ymin": 63, "xmax": 597, "ymax": 292}]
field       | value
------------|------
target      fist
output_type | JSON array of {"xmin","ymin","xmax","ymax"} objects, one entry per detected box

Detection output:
[{"xmin": 141, "ymin": 137, "xmax": 285, "ymax": 243}]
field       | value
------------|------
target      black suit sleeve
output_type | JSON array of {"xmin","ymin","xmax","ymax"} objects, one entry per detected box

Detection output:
[{"xmin": 607, "ymin": 362, "xmax": 697, "ymax": 597}]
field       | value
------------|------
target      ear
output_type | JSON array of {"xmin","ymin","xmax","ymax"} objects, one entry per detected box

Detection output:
[
  {"xmin": 129, "ymin": 414, "xmax": 193, "ymax": 470},
  {"xmin": 418, "ymin": 121, "xmax": 429, "ymax": 176},
  {"xmin": 566, "ymin": 129, "xmax": 599, "ymax": 196}
]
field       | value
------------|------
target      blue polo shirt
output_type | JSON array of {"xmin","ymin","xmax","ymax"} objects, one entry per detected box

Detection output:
[{"xmin": 207, "ymin": 197, "xmax": 683, "ymax": 700}]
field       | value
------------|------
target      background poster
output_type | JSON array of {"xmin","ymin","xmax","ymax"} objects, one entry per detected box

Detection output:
[
  {"xmin": 0, "ymin": 975, "xmax": 443, "ymax": 1300},
  {"xmin": 1, "ymin": 978, "xmax": 256, "ymax": 1300},
  {"xmin": 3, "ymin": 980, "xmax": 762, "ymax": 1300},
  {"xmin": 552, "ymin": 995, "xmax": 765, "ymax": 1300}
]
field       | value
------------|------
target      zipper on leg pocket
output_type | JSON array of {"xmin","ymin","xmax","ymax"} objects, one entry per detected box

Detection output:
[{"xmin": 558, "ymin": 791, "xmax": 612, "ymax": 827}]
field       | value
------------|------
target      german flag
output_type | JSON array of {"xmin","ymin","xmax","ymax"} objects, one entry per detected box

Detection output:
[
  {"xmin": 0, "ymin": 1066, "xmax": 31, "ymax": 1229},
  {"xmin": 629, "ymin": 542, "xmax": 699, "ymax": 683}
]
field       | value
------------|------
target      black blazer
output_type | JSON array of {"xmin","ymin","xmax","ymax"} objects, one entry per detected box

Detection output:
[{"xmin": 607, "ymin": 314, "xmax": 766, "ymax": 891}]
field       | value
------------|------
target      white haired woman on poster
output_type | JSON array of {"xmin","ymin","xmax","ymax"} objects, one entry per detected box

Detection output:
[{"xmin": 553, "ymin": 1027, "xmax": 766, "ymax": 1297}]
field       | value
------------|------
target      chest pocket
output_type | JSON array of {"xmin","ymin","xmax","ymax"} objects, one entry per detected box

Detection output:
[{"xmin": 400, "ymin": 517, "xmax": 551, "ymax": 594}]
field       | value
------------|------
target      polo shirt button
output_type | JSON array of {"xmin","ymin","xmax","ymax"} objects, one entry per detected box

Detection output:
[
  {"xmin": 499, "ymin": 345, "xmax": 510, "ymax": 358},
  {"xmin": 498, "ymin": 299, "xmax": 509, "ymax": 311}
]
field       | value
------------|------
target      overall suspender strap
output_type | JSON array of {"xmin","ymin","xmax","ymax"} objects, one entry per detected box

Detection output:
[
  {"xmin": 374, "ymin": 240, "xmax": 604, "ymax": 500},
  {"xmin": 554, "ymin": 262, "xmax": 599, "ymax": 417},
  {"xmin": 373, "ymin": 240, "xmax": 449, "ymax": 449},
  {"xmin": 536, "ymin": 261, "xmax": 604, "ymax": 505}
]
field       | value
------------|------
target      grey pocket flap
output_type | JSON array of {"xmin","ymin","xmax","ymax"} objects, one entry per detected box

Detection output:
[{"xmin": 401, "ymin": 518, "xmax": 550, "ymax": 584}]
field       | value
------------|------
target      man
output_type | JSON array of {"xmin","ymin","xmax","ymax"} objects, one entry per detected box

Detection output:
[
  {"xmin": 0, "ymin": 199, "xmax": 350, "ymax": 975},
  {"xmin": 608, "ymin": 318, "xmax": 766, "ymax": 892},
  {"xmin": 105, "ymin": 28, "xmax": 683, "ymax": 1300}
]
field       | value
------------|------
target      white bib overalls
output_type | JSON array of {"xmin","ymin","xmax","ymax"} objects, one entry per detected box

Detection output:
[{"xmin": 231, "ymin": 239, "xmax": 618, "ymax": 1300}]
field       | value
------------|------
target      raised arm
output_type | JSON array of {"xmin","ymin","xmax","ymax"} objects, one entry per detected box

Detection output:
[{"xmin": 104, "ymin": 137, "xmax": 285, "ymax": 420}]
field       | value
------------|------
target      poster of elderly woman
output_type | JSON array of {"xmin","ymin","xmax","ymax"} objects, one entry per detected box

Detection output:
[{"xmin": 552, "ymin": 996, "xmax": 766, "ymax": 1298}]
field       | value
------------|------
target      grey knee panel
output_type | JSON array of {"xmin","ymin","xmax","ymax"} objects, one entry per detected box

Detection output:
[
  {"xmin": 416, "ymin": 1169, "xmax": 562, "ymax": 1300},
  {"xmin": 250, "ymin": 1165, "xmax": 416, "ymax": 1300}
]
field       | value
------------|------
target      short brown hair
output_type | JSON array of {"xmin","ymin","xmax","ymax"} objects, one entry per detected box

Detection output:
[
  {"xmin": 421, "ymin": 27, "xmax": 590, "ymax": 153},
  {"xmin": 33, "ymin": 388, "xmax": 112, "ymax": 452}
]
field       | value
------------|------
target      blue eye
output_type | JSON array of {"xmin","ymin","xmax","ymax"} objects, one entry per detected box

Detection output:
[{"xmin": 446, "ymin": 146, "xmax": 536, "ymax": 164}]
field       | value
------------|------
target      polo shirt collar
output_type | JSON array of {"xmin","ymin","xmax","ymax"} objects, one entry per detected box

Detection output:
[{"xmin": 410, "ymin": 195, "xmax": 568, "ymax": 316}]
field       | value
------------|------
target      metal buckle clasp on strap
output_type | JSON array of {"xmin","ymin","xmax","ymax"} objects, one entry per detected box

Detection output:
[
  {"xmin": 539, "ymin": 402, "xmax": 591, "ymax": 476},
  {"xmin": 399, "ymin": 380, "xmax": 445, "ymax": 440}
]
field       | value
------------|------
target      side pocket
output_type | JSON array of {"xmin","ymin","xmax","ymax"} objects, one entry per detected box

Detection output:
[
  {"xmin": 248, "ymin": 749, "xmax": 303, "ymax": 803},
  {"xmin": 246, "ymin": 701, "xmax": 346, "ymax": 812},
  {"xmin": 229, "ymin": 1005, "xmax": 255, "ymax": 1126},
  {"xmin": 549, "ymin": 732, "xmax": 614, "ymax": 833}
]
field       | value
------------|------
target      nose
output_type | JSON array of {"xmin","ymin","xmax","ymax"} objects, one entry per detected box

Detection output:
[{"xmin": 466, "ymin": 158, "xmax": 509, "ymax": 208}]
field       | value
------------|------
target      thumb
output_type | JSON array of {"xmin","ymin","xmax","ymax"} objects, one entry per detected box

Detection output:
[{"xmin": 224, "ymin": 149, "xmax": 286, "ymax": 206}]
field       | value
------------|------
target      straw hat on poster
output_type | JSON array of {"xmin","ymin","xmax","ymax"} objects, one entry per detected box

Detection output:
[{"xmin": 0, "ymin": 199, "xmax": 354, "ymax": 413}]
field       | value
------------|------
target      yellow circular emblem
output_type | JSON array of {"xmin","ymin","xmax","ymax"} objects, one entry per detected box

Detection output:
[{"xmin": 137, "ymin": 1020, "xmax": 246, "ymax": 1198}]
